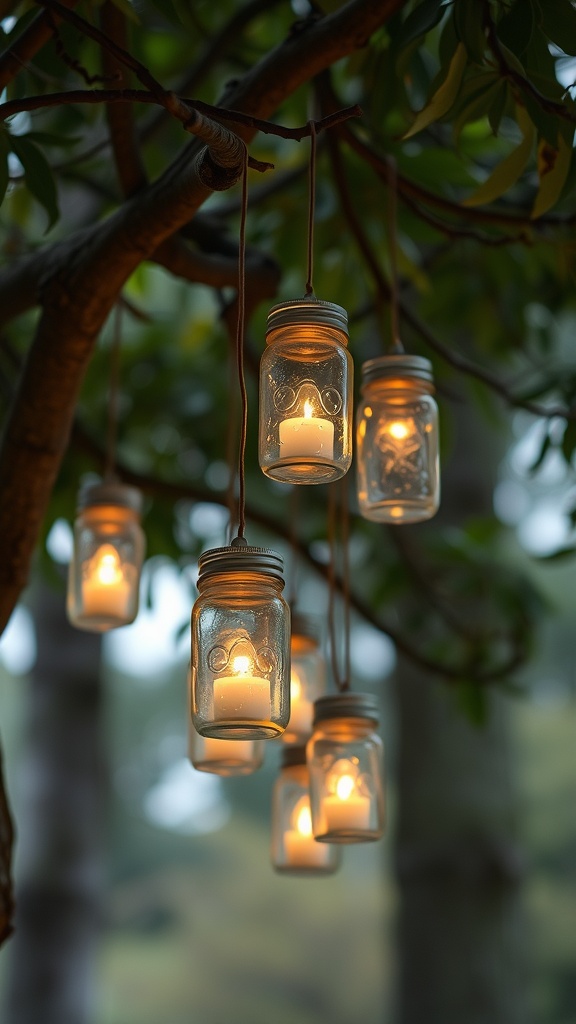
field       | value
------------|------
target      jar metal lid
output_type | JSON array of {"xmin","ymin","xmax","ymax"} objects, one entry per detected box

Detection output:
[
  {"xmin": 281, "ymin": 745, "xmax": 308, "ymax": 769},
  {"xmin": 266, "ymin": 297, "xmax": 349, "ymax": 337},
  {"xmin": 198, "ymin": 540, "xmax": 285, "ymax": 585},
  {"xmin": 313, "ymin": 693, "xmax": 379, "ymax": 726},
  {"xmin": 361, "ymin": 354, "xmax": 434, "ymax": 386},
  {"xmin": 77, "ymin": 480, "xmax": 143, "ymax": 514}
]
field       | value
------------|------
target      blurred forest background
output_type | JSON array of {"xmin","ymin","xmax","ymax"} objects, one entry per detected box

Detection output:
[{"xmin": 0, "ymin": 0, "xmax": 575, "ymax": 1022}]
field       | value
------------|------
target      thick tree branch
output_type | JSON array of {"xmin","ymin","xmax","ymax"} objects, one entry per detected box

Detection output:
[{"xmin": 100, "ymin": 1, "xmax": 146, "ymax": 198}]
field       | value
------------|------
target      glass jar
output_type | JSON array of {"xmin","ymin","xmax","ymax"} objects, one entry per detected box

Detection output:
[
  {"xmin": 67, "ymin": 480, "xmax": 145, "ymax": 632},
  {"xmin": 191, "ymin": 539, "xmax": 290, "ymax": 740},
  {"xmin": 283, "ymin": 612, "xmax": 326, "ymax": 745},
  {"xmin": 259, "ymin": 297, "xmax": 353, "ymax": 484},
  {"xmin": 307, "ymin": 694, "xmax": 385, "ymax": 843},
  {"xmin": 271, "ymin": 747, "xmax": 340, "ymax": 875},
  {"xmin": 356, "ymin": 354, "xmax": 439, "ymax": 523}
]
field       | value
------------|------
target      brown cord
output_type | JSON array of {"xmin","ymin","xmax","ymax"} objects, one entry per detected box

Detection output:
[
  {"xmin": 327, "ymin": 479, "xmax": 351, "ymax": 692},
  {"xmin": 305, "ymin": 119, "xmax": 317, "ymax": 297},
  {"xmin": 235, "ymin": 144, "xmax": 249, "ymax": 539},
  {"xmin": 387, "ymin": 155, "xmax": 404, "ymax": 354},
  {"xmin": 104, "ymin": 302, "xmax": 122, "ymax": 481}
]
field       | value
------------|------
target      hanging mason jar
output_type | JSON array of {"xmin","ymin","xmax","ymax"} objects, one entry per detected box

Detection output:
[
  {"xmin": 271, "ymin": 746, "xmax": 340, "ymax": 876},
  {"xmin": 259, "ymin": 297, "xmax": 353, "ymax": 484},
  {"xmin": 67, "ymin": 480, "xmax": 145, "ymax": 632},
  {"xmin": 356, "ymin": 354, "xmax": 440, "ymax": 523},
  {"xmin": 307, "ymin": 693, "xmax": 385, "ymax": 843},
  {"xmin": 283, "ymin": 612, "xmax": 326, "ymax": 746},
  {"xmin": 191, "ymin": 539, "xmax": 290, "ymax": 740}
]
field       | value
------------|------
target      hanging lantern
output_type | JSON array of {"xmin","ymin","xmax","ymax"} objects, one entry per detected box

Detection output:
[
  {"xmin": 67, "ymin": 480, "xmax": 145, "ymax": 632},
  {"xmin": 356, "ymin": 354, "xmax": 440, "ymax": 523},
  {"xmin": 307, "ymin": 694, "xmax": 385, "ymax": 843},
  {"xmin": 191, "ymin": 539, "xmax": 290, "ymax": 740},
  {"xmin": 271, "ymin": 746, "xmax": 340, "ymax": 876},
  {"xmin": 283, "ymin": 612, "xmax": 326, "ymax": 745},
  {"xmin": 259, "ymin": 297, "xmax": 353, "ymax": 484}
]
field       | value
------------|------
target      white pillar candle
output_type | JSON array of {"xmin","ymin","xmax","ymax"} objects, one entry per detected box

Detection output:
[
  {"xmin": 323, "ymin": 771, "xmax": 371, "ymax": 833},
  {"xmin": 284, "ymin": 802, "xmax": 328, "ymax": 867},
  {"xmin": 82, "ymin": 545, "xmax": 131, "ymax": 619},
  {"xmin": 213, "ymin": 672, "xmax": 270, "ymax": 721},
  {"xmin": 279, "ymin": 400, "xmax": 334, "ymax": 460}
]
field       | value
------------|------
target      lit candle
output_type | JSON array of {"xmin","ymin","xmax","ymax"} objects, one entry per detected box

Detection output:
[
  {"xmin": 82, "ymin": 544, "xmax": 131, "ymax": 619},
  {"xmin": 284, "ymin": 670, "xmax": 313, "ymax": 741},
  {"xmin": 213, "ymin": 655, "xmax": 271, "ymax": 721},
  {"xmin": 284, "ymin": 801, "xmax": 330, "ymax": 868},
  {"xmin": 279, "ymin": 399, "xmax": 334, "ymax": 460},
  {"xmin": 323, "ymin": 765, "xmax": 371, "ymax": 833}
]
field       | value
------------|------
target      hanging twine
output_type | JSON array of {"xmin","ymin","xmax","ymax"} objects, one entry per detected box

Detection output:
[
  {"xmin": 327, "ymin": 478, "xmax": 351, "ymax": 693},
  {"xmin": 305, "ymin": 119, "xmax": 317, "ymax": 297},
  {"xmin": 387, "ymin": 155, "xmax": 404, "ymax": 355},
  {"xmin": 287, "ymin": 486, "xmax": 301, "ymax": 609},
  {"xmin": 103, "ymin": 301, "xmax": 122, "ymax": 481},
  {"xmin": 234, "ymin": 142, "xmax": 249, "ymax": 541}
]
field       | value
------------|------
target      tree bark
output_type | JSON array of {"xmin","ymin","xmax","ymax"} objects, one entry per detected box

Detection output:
[
  {"xmin": 393, "ymin": 408, "xmax": 530, "ymax": 1024},
  {"xmin": 3, "ymin": 579, "xmax": 105, "ymax": 1024}
]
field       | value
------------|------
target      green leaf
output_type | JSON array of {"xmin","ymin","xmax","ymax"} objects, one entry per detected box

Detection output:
[
  {"xmin": 452, "ymin": 79, "xmax": 501, "ymax": 144},
  {"xmin": 453, "ymin": 0, "xmax": 486, "ymax": 64},
  {"xmin": 532, "ymin": 132, "xmax": 573, "ymax": 218},
  {"xmin": 497, "ymin": 0, "xmax": 535, "ymax": 57},
  {"xmin": 487, "ymin": 81, "xmax": 509, "ymax": 135},
  {"xmin": 8, "ymin": 135, "xmax": 59, "ymax": 231},
  {"xmin": 527, "ymin": 429, "xmax": 551, "ymax": 474},
  {"xmin": 403, "ymin": 41, "xmax": 468, "ymax": 138},
  {"xmin": 463, "ymin": 106, "xmax": 534, "ymax": 206},
  {"xmin": 395, "ymin": 0, "xmax": 446, "ymax": 52}
]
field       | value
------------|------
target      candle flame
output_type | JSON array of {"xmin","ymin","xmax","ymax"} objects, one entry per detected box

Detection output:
[
  {"xmin": 335, "ymin": 774, "xmax": 356, "ymax": 801},
  {"xmin": 296, "ymin": 804, "xmax": 313, "ymax": 837},
  {"xmin": 303, "ymin": 399, "xmax": 314, "ymax": 419},
  {"xmin": 389, "ymin": 420, "xmax": 409, "ymax": 440},
  {"xmin": 94, "ymin": 545, "xmax": 122, "ymax": 586},
  {"xmin": 232, "ymin": 655, "xmax": 251, "ymax": 676}
]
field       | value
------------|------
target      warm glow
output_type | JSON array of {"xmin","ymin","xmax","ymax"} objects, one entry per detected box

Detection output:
[
  {"xmin": 290, "ymin": 670, "xmax": 302, "ymax": 701},
  {"xmin": 296, "ymin": 805, "xmax": 313, "ymax": 836},
  {"xmin": 388, "ymin": 420, "xmax": 409, "ymax": 440},
  {"xmin": 94, "ymin": 545, "xmax": 122, "ymax": 586},
  {"xmin": 232, "ymin": 655, "xmax": 251, "ymax": 676},
  {"xmin": 303, "ymin": 399, "xmax": 314, "ymax": 419},
  {"xmin": 335, "ymin": 774, "xmax": 356, "ymax": 801}
]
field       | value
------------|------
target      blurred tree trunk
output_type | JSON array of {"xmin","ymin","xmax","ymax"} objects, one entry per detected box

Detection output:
[
  {"xmin": 3, "ymin": 578, "xmax": 105, "ymax": 1024},
  {"xmin": 393, "ymin": 409, "xmax": 529, "ymax": 1024}
]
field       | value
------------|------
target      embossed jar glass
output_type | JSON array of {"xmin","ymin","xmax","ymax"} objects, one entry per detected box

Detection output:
[
  {"xmin": 67, "ymin": 480, "xmax": 145, "ymax": 632},
  {"xmin": 191, "ymin": 540, "xmax": 290, "ymax": 740},
  {"xmin": 271, "ymin": 746, "xmax": 340, "ymax": 876},
  {"xmin": 283, "ymin": 612, "xmax": 326, "ymax": 746},
  {"xmin": 307, "ymin": 694, "xmax": 385, "ymax": 844},
  {"xmin": 356, "ymin": 355, "xmax": 439, "ymax": 523},
  {"xmin": 259, "ymin": 297, "xmax": 353, "ymax": 484}
]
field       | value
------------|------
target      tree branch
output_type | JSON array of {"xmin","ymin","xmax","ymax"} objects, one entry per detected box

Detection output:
[
  {"xmin": 0, "ymin": 0, "xmax": 79, "ymax": 92},
  {"xmin": 100, "ymin": 1, "xmax": 146, "ymax": 198},
  {"xmin": 0, "ymin": 0, "xmax": 406, "ymax": 634}
]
